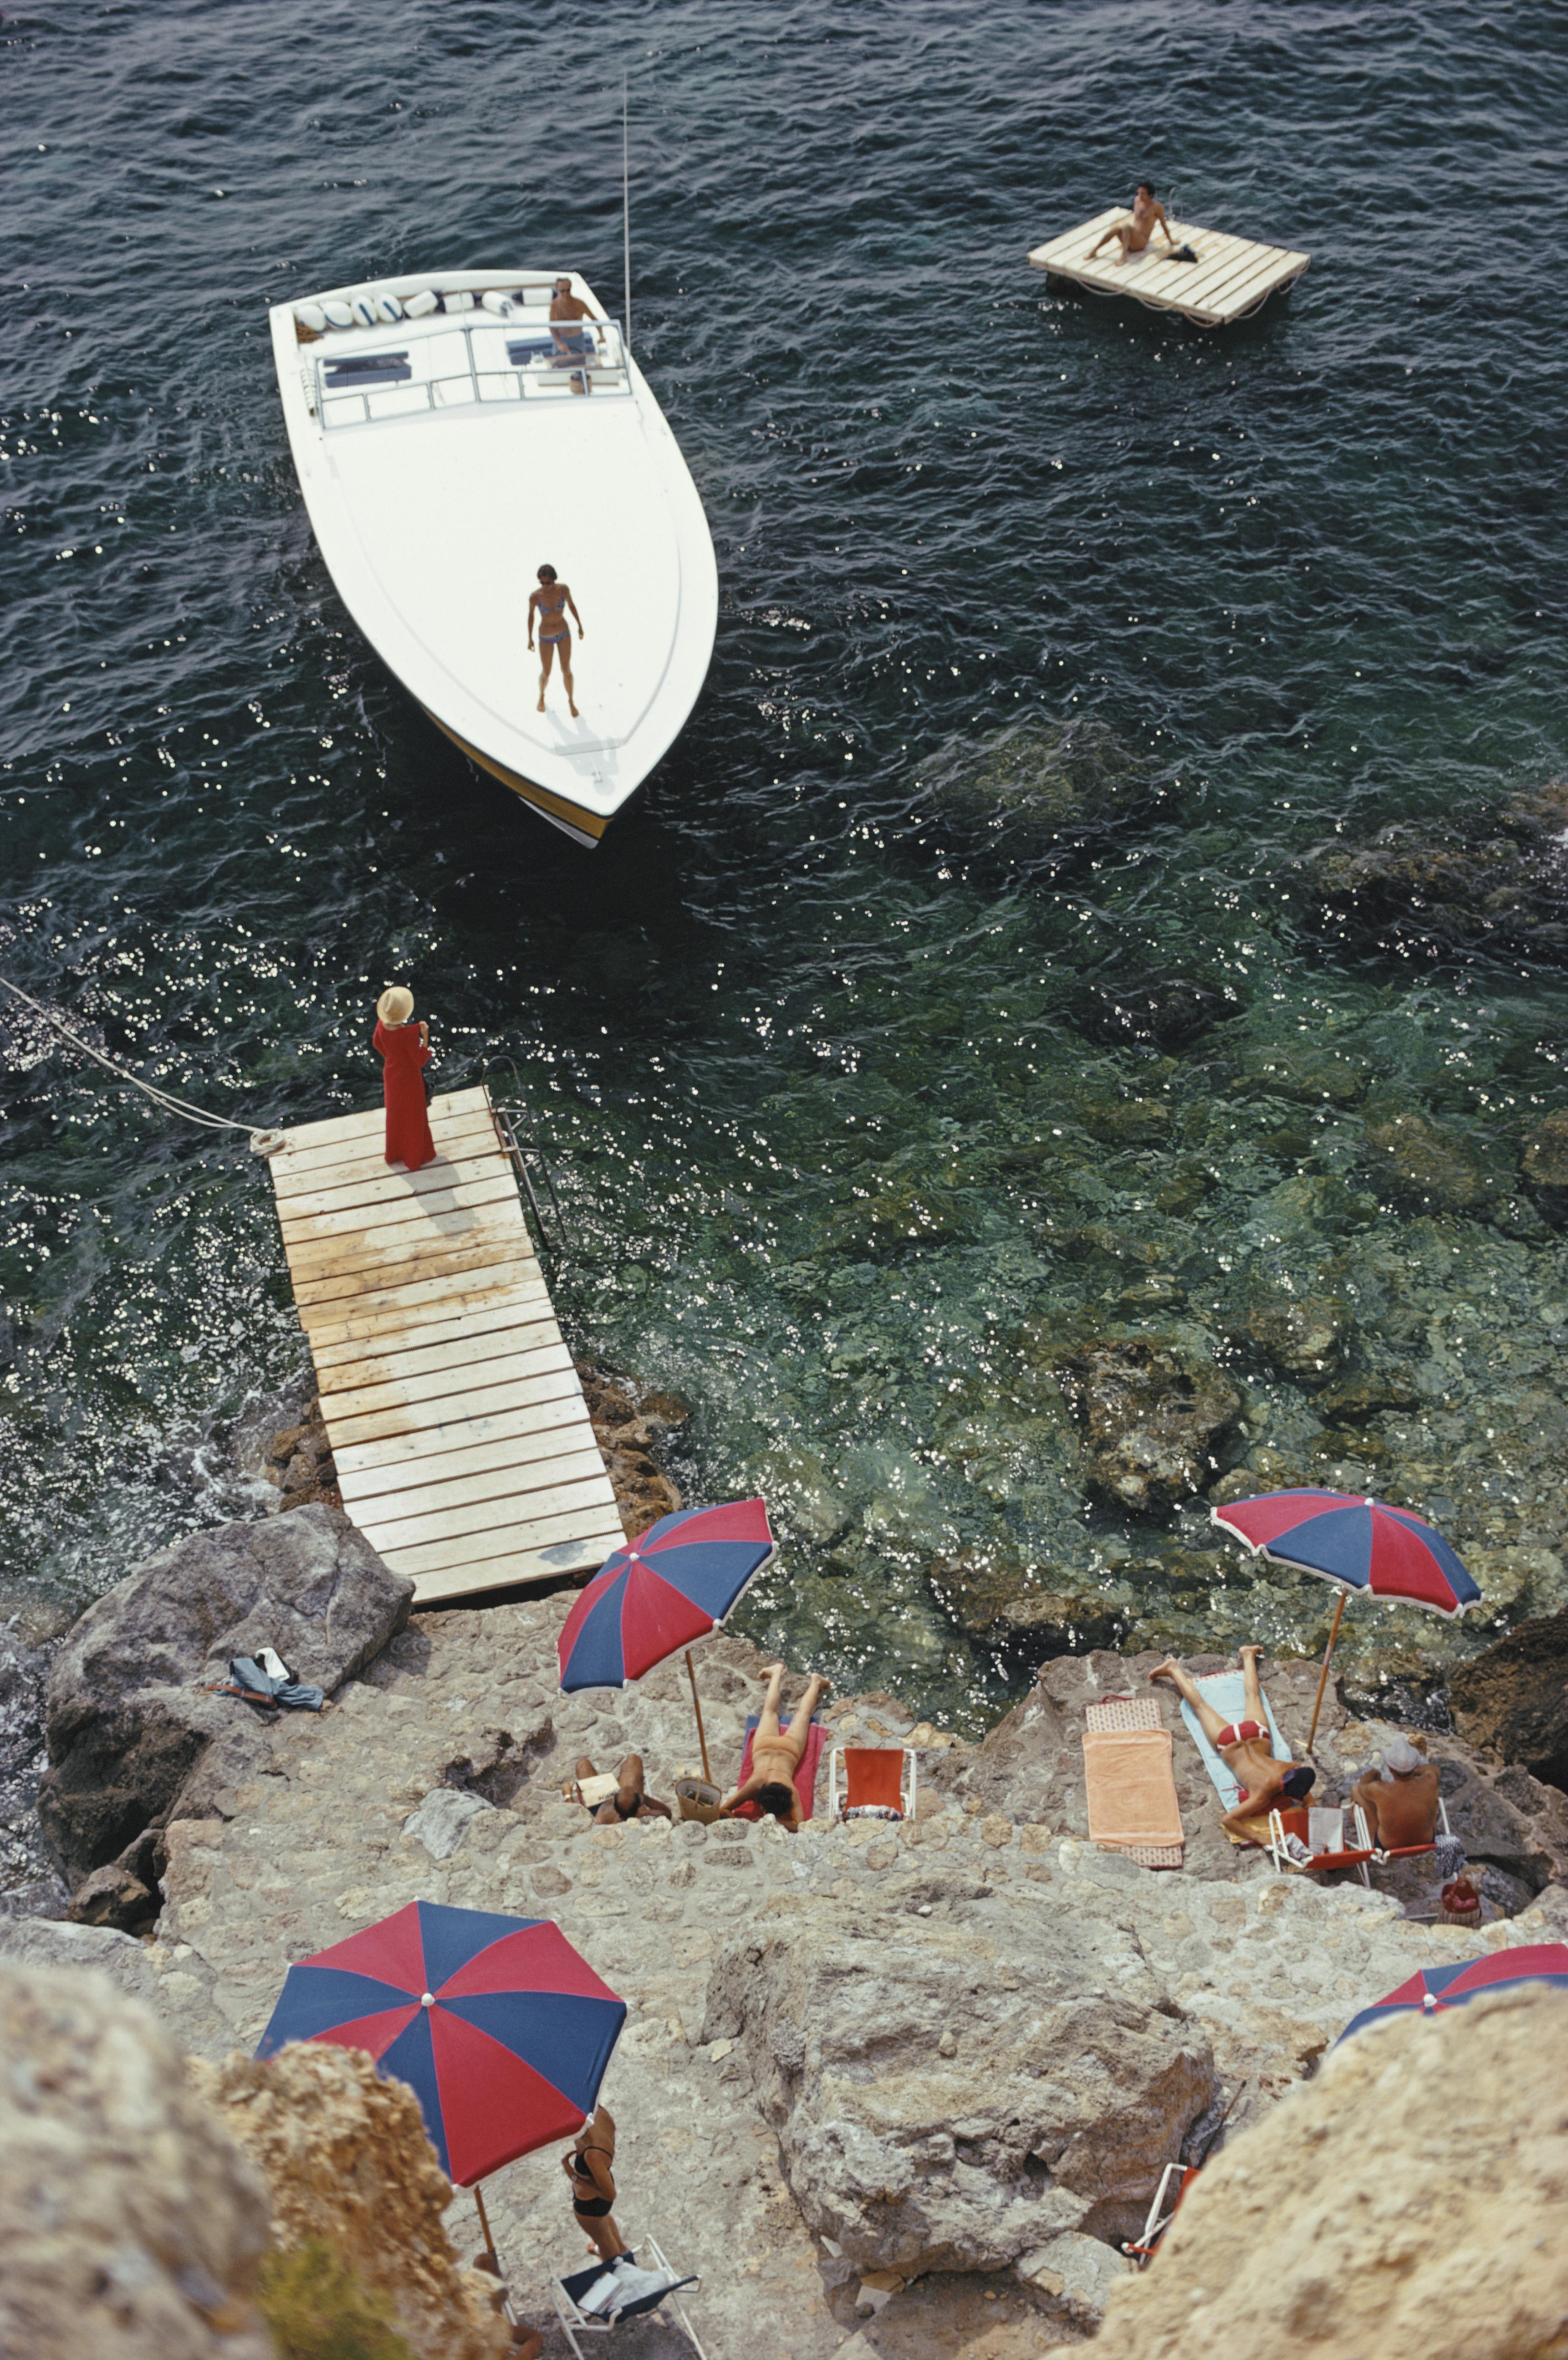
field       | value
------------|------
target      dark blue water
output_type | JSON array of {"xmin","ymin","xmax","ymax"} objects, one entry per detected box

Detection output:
[{"xmin": 4, "ymin": 0, "xmax": 1568, "ymax": 1724}]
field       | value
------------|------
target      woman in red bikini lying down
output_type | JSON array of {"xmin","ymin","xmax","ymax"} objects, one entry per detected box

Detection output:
[{"xmin": 1150, "ymin": 1645, "xmax": 1314, "ymax": 1837}]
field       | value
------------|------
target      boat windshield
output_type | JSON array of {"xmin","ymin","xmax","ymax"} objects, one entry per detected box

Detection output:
[{"xmin": 313, "ymin": 316, "xmax": 631, "ymax": 429}]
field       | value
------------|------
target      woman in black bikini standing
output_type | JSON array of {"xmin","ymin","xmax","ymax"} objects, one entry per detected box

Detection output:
[
  {"xmin": 563, "ymin": 2103, "xmax": 626, "ymax": 2261},
  {"xmin": 527, "ymin": 562, "xmax": 583, "ymax": 718}
]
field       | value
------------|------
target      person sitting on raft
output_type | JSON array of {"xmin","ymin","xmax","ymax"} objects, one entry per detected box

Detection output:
[
  {"xmin": 716, "ymin": 1662, "xmax": 829, "ymax": 1831},
  {"xmin": 1151, "ymin": 1645, "xmax": 1314, "ymax": 1836},
  {"xmin": 1350, "ymin": 1732, "xmax": 1441, "ymax": 1852},
  {"xmin": 1089, "ymin": 179, "xmax": 1178, "ymax": 264}
]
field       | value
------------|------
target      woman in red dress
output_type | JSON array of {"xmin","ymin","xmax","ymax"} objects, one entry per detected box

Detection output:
[{"xmin": 373, "ymin": 985, "xmax": 435, "ymax": 1170}]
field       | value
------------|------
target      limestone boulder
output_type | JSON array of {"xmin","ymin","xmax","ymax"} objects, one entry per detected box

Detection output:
[
  {"xmin": 1450, "ymin": 1610, "xmax": 1568, "ymax": 1795},
  {"xmin": 0, "ymin": 1958, "xmax": 271, "ymax": 2359},
  {"xmin": 1057, "ymin": 1338, "xmax": 1241, "ymax": 1514},
  {"xmin": 192, "ymin": 2041, "xmax": 507, "ymax": 2360},
  {"xmin": 0, "ymin": 1614, "xmax": 67, "ymax": 1918},
  {"xmin": 1229, "ymin": 1296, "xmax": 1353, "ymax": 1386},
  {"xmin": 1096, "ymin": 1984, "xmax": 1568, "ymax": 2360},
  {"xmin": 935, "ymin": 1652, "xmax": 1568, "ymax": 1907},
  {"xmin": 39, "ymin": 1507, "xmax": 412, "ymax": 1895},
  {"xmin": 923, "ymin": 715, "xmax": 1162, "ymax": 867},
  {"xmin": 701, "ymin": 1890, "xmax": 1214, "ymax": 2275},
  {"xmin": 1297, "ymin": 782, "xmax": 1568, "ymax": 968},
  {"xmin": 933, "ymin": 1648, "xmax": 1337, "ymax": 1885}
]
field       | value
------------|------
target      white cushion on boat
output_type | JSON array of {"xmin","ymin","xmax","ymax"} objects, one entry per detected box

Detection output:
[
  {"xmin": 321, "ymin": 298, "xmax": 354, "ymax": 329},
  {"xmin": 444, "ymin": 289, "xmax": 476, "ymax": 312},
  {"xmin": 295, "ymin": 301, "xmax": 329, "ymax": 332},
  {"xmin": 481, "ymin": 291, "xmax": 515, "ymax": 316},
  {"xmin": 351, "ymin": 295, "xmax": 378, "ymax": 327},
  {"xmin": 403, "ymin": 288, "xmax": 439, "ymax": 318},
  {"xmin": 372, "ymin": 292, "xmax": 404, "ymax": 322}
]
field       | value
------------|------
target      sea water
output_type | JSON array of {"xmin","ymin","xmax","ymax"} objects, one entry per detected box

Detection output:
[{"xmin": 2, "ymin": 0, "xmax": 1567, "ymax": 1731}]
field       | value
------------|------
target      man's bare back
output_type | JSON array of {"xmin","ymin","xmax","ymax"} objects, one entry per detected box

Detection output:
[
  {"xmin": 1090, "ymin": 181, "xmax": 1176, "ymax": 265},
  {"xmin": 1352, "ymin": 1736, "xmax": 1441, "ymax": 1851}
]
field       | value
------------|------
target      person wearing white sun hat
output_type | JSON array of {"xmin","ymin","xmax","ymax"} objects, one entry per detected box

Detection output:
[{"xmin": 373, "ymin": 984, "xmax": 434, "ymax": 1170}]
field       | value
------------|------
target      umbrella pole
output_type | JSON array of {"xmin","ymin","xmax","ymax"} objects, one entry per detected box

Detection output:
[
  {"xmin": 684, "ymin": 1649, "xmax": 712, "ymax": 1784},
  {"xmin": 472, "ymin": 2178, "xmax": 497, "ymax": 2266},
  {"xmin": 1307, "ymin": 1592, "xmax": 1348, "ymax": 1753}
]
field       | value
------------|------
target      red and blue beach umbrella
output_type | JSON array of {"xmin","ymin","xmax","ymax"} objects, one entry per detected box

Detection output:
[
  {"xmin": 557, "ymin": 1497, "xmax": 776, "ymax": 1784},
  {"xmin": 1337, "ymin": 1943, "xmax": 1568, "ymax": 2044},
  {"xmin": 1211, "ymin": 1488, "xmax": 1483, "ymax": 1748},
  {"xmin": 255, "ymin": 1900, "xmax": 625, "ymax": 2187},
  {"xmin": 557, "ymin": 1498, "xmax": 775, "ymax": 1691}
]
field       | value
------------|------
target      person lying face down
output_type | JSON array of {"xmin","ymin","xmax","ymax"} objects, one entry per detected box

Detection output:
[
  {"xmin": 1151, "ymin": 1645, "xmax": 1315, "ymax": 1836},
  {"xmin": 1351, "ymin": 1733, "xmax": 1441, "ymax": 1851}
]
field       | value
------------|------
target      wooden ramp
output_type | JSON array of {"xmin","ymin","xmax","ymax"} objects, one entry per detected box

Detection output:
[
  {"xmin": 266, "ymin": 1085, "xmax": 624, "ymax": 1606},
  {"xmin": 1028, "ymin": 209, "xmax": 1308, "ymax": 327}
]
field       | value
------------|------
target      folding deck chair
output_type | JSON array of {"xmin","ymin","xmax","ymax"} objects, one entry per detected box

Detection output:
[
  {"xmin": 827, "ymin": 1744, "xmax": 918, "ymax": 1822},
  {"xmin": 1121, "ymin": 2163, "xmax": 1199, "ymax": 2265},
  {"xmin": 1266, "ymin": 1802, "xmax": 1374, "ymax": 1883},
  {"xmin": 552, "ymin": 2240, "xmax": 707, "ymax": 2360},
  {"xmin": 1267, "ymin": 1796, "xmax": 1455, "ymax": 1885}
]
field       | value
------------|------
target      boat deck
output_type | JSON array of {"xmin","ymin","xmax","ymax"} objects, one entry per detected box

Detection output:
[
  {"xmin": 1027, "ymin": 209, "xmax": 1309, "ymax": 326},
  {"xmin": 265, "ymin": 1086, "xmax": 623, "ymax": 1605}
]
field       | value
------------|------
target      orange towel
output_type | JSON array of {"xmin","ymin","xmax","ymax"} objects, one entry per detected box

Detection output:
[{"xmin": 1083, "ymin": 1728, "xmax": 1185, "ymax": 1850}]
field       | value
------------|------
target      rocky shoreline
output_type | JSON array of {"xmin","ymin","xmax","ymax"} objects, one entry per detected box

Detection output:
[{"xmin": 4, "ymin": 1473, "xmax": 1567, "ymax": 2355}]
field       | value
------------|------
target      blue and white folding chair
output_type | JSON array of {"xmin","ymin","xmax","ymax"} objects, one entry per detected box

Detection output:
[{"xmin": 552, "ymin": 2237, "xmax": 707, "ymax": 2360}]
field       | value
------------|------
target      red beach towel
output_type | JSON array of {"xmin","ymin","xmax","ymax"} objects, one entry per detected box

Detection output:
[{"xmin": 730, "ymin": 1715, "xmax": 826, "ymax": 1823}]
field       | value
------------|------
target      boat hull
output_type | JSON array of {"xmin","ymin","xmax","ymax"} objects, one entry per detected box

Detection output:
[{"xmin": 269, "ymin": 269, "xmax": 717, "ymax": 845}]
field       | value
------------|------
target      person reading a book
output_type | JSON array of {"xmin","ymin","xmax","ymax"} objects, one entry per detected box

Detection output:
[{"xmin": 567, "ymin": 1754, "xmax": 673, "ymax": 1825}]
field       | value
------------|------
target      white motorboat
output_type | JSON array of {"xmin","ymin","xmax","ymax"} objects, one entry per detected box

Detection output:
[{"xmin": 268, "ymin": 269, "xmax": 718, "ymax": 847}]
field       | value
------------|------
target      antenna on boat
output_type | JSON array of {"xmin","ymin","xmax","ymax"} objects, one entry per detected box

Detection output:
[{"xmin": 621, "ymin": 69, "xmax": 632, "ymax": 353}]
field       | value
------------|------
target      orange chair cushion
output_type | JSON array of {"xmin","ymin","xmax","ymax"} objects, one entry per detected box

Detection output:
[{"xmin": 843, "ymin": 1748, "xmax": 906, "ymax": 1811}]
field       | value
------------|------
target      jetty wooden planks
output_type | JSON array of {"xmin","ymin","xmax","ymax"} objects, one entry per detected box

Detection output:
[
  {"xmin": 1027, "ymin": 209, "xmax": 1309, "ymax": 327},
  {"xmin": 266, "ymin": 1086, "xmax": 624, "ymax": 1605}
]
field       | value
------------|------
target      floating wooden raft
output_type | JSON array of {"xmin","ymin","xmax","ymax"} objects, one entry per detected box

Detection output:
[
  {"xmin": 1027, "ymin": 208, "xmax": 1308, "ymax": 327},
  {"xmin": 266, "ymin": 1085, "xmax": 623, "ymax": 1606}
]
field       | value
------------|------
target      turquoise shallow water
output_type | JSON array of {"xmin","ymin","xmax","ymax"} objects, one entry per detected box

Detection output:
[{"xmin": 3, "ymin": 1, "xmax": 1568, "ymax": 1726}]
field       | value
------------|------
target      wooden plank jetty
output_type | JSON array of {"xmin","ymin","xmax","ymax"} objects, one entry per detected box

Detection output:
[
  {"xmin": 266, "ymin": 1085, "xmax": 624, "ymax": 1605},
  {"xmin": 1027, "ymin": 208, "xmax": 1308, "ymax": 327}
]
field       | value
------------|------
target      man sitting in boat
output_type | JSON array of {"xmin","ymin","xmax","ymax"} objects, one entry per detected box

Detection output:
[
  {"xmin": 550, "ymin": 275, "xmax": 596, "ymax": 392},
  {"xmin": 1089, "ymin": 181, "xmax": 1179, "ymax": 265}
]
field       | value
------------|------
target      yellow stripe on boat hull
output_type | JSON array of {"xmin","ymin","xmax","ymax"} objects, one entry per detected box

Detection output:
[{"xmin": 424, "ymin": 711, "xmax": 610, "ymax": 846}]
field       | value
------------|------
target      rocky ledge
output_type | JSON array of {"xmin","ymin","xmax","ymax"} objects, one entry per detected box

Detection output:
[{"xmin": 6, "ymin": 1518, "xmax": 1567, "ymax": 2357}]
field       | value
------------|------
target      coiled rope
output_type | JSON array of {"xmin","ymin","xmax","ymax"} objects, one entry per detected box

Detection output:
[{"xmin": 0, "ymin": 971, "xmax": 287, "ymax": 1154}]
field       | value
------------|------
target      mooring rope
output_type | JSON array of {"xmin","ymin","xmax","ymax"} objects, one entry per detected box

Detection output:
[{"xmin": 0, "ymin": 971, "xmax": 285, "ymax": 1150}]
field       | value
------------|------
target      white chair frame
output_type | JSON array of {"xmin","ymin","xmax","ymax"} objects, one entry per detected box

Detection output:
[
  {"xmin": 1267, "ymin": 1795, "xmax": 1452, "ymax": 1885},
  {"xmin": 827, "ymin": 1745, "xmax": 918, "ymax": 1823},
  {"xmin": 1121, "ymin": 2161, "xmax": 1195, "ymax": 2265},
  {"xmin": 550, "ymin": 2232, "xmax": 708, "ymax": 2360}
]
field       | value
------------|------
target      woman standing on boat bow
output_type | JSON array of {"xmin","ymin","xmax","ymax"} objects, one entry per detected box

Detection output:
[{"xmin": 528, "ymin": 562, "xmax": 583, "ymax": 718}]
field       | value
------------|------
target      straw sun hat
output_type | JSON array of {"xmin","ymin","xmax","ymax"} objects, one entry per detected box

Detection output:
[{"xmin": 377, "ymin": 985, "xmax": 415, "ymax": 1025}]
